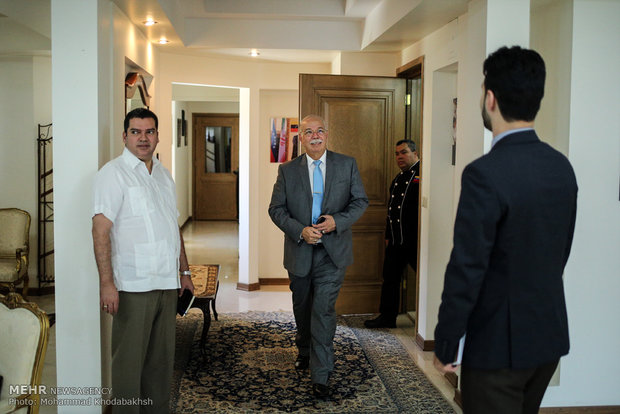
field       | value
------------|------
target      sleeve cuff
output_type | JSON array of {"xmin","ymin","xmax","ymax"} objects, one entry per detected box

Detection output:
[{"xmin": 434, "ymin": 338, "xmax": 461, "ymax": 365}]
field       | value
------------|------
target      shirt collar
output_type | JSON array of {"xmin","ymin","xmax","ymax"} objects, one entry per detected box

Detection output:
[
  {"xmin": 306, "ymin": 151, "xmax": 327, "ymax": 166},
  {"xmin": 491, "ymin": 127, "xmax": 534, "ymax": 149},
  {"xmin": 121, "ymin": 147, "xmax": 160, "ymax": 171}
]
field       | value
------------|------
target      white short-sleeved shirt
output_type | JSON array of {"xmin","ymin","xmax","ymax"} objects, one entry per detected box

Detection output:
[{"xmin": 92, "ymin": 148, "xmax": 181, "ymax": 292}]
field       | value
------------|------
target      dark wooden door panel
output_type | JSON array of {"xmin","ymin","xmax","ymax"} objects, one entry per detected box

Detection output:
[
  {"xmin": 346, "ymin": 231, "xmax": 385, "ymax": 283},
  {"xmin": 300, "ymin": 74, "xmax": 406, "ymax": 314}
]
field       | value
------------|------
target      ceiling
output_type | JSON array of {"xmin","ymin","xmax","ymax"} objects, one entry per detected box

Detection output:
[{"xmin": 0, "ymin": 0, "xmax": 470, "ymax": 63}]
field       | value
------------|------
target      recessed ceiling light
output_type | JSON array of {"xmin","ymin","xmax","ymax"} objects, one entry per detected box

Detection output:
[
  {"xmin": 249, "ymin": 49, "xmax": 260, "ymax": 57},
  {"xmin": 143, "ymin": 18, "xmax": 157, "ymax": 26},
  {"xmin": 158, "ymin": 38, "xmax": 170, "ymax": 44}
]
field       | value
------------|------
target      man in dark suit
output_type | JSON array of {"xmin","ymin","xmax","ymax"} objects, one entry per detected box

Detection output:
[
  {"xmin": 365, "ymin": 139, "xmax": 420, "ymax": 329},
  {"xmin": 433, "ymin": 46, "xmax": 578, "ymax": 414},
  {"xmin": 269, "ymin": 114, "xmax": 368, "ymax": 398}
]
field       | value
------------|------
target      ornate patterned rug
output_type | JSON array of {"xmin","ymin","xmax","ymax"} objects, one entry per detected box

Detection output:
[{"xmin": 172, "ymin": 311, "xmax": 455, "ymax": 413}]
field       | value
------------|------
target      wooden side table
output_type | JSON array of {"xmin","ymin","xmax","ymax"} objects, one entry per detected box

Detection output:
[{"xmin": 188, "ymin": 264, "xmax": 220, "ymax": 352}]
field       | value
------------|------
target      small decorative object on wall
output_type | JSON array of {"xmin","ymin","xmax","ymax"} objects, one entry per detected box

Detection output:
[
  {"xmin": 125, "ymin": 71, "xmax": 151, "ymax": 113},
  {"xmin": 269, "ymin": 117, "xmax": 299, "ymax": 163},
  {"xmin": 177, "ymin": 119, "xmax": 183, "ymax": 147},
  {"xmin": 452, "ymin": 98, "xmax": 457, "ymax": 166},
  {"xmin": 181, "ymin": 110, "xmax": 187, "ymax": 140}
]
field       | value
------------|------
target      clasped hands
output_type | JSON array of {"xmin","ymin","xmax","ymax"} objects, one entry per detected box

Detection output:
[{"xmin": 302, "ymin": 215, "xmax": 335, "ymax": 244}]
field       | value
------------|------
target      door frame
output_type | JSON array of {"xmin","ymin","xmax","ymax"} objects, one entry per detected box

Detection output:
[
  {"xmin": 396, "ymin": 56, "xmax": 425, "ymax": 340},
  {"xmin": 300, "ymin": 73, "xmax": 407, "ymax": 314},
  {"xmin": 192, "ymin": 113, "xmax": 240, "ymax": 220}
]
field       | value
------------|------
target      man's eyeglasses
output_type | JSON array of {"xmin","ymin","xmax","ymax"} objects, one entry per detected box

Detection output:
[{"xmin": 302, "ymin": 128, "xmax": 327, "ymax": 138}]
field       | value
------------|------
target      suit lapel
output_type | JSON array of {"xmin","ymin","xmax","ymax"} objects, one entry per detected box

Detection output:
[
  {"xmin": 322, "ymin": 150, "xmax": 334, "ymax": 210},
  {"xmin": 297, "ymin": 155, "xmax": 313, "ymax": 206}
]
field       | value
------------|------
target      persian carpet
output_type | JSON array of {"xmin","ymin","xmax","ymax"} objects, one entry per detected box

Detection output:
[{"xmin": 171, "ymin": 311, "xmax": 455, "ymax": 413}]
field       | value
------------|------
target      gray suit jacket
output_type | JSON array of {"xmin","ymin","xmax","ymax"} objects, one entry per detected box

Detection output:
[{"xmin": 268, "ymin": 150, "xmax": 368, "ymax": 276}]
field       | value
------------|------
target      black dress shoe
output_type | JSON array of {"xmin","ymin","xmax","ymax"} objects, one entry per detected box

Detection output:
[
  {"xmin": 364, "ymin": 315, "xmax": 396, "ymax": 329},
  {"xmin": 312, "ymin": 383, "xmax": 330, "ymax": 399},
  {"xmin": 294, "ymin": 354, "xmax": 309, "ymax": 370}
]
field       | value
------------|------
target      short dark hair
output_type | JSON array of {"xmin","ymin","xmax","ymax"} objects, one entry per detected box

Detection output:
[
  {"xmin": 124, "ymin": 108, "xmax": 158, "ymax": 132},
  {"xmin": 396, "ymin": 139, "xmax": 416, "ymax": 152},
  {"xmin": 483, "ymin": 46, "xmax": 546, "ymax": 122}
]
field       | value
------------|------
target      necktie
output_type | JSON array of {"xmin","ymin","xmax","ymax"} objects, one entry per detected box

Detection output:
[{"xmin": 312, "ymin": 160, "xmax": 323, "ymax": 224}]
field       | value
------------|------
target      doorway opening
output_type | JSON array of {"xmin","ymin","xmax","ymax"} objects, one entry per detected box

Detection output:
[
  {"xmin": 193, "ymin": 114, "xmax": 239, "ymax": 221},
  {"xmin": 172, "ymin": 83, "xmax": 248, "ymax": 290},
  {"xmin": 396, "ymin": 56, "xmax": 424, "ymax": 328}
]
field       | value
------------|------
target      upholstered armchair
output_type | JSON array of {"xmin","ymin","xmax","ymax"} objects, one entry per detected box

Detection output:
[
  {"xmin": 0, "ymin": 209, "xmax": 30, "ymax": 299},
  {"xmin": 0, "ymin": 292, "xmax": 50, "ymax": 414}
]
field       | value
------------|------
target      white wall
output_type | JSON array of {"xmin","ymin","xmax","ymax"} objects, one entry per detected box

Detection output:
[
  {"xmin": 258, "ymin": 89, "xmax": 298, "ymax": 279},
  {"xmin": 187, "ymin": 101, "xmax": 239, "ymax": 114},
  {"xmin": 157, "ymin": 53, "xmax": 330, "ymax": 286},
  {"xmin": 399, "ymin": 0, "xmax": 532, "ymax": 343},
  {"xmin": 0, "ymin": 55, "xmax": 51, "ymax": 285},
  {"xmin": 52, "ymin": 0, "xmax": 105, "ymax": 409},
  {"xmin": 400, "ymin": 17, "xmax": 464, "ymax": 339},
  {"xmin": 107, "ymin": 3, "xmax": 157, "ymax": 164},
  {"xmin": 49, "ymin": 0, "xmax": 159, "ymax": 407},
  {"xmin": 402, "ymin": 0, "xmax": 620, "ymax": 407},
  {"xmin": 337, "ymin": 51, "xmax": 400, "ymax": 76},
  {"xmin": 542, "ymin": 0, "xmax": 620, "ymax": 407},
  {"xmin": 530, "ymin": 0, "xmax": 573, "ymax": 156},
  {"xmin": 426, "ymin": 65, "xmax": 458, "ymax": 336},
  {"xmin": 172, "ymin": 101, "xmax": 191, "ymax": 224}
]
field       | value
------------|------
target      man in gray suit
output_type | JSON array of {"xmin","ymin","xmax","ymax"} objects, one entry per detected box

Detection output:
[{"xmin": 269, "ymin": 114, "xmax": 368, "ymax": 398}]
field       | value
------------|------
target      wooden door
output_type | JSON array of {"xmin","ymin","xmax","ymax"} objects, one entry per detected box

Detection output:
[
  {"xmin": 193, "ymin": 114, "xmax": 239, "ymax": 220},
  {"xmin": 300, "ymin": 74, "xmax": 406, "ymax": 314}
]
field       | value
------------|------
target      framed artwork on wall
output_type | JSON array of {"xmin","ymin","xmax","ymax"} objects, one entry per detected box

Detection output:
[{"xmin": 269, "ymin": 117, "xmax": 299, "ymax": 163}]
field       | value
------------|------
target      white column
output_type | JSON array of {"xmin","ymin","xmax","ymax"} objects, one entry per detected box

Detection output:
[
  {"xmin": 484, "ymin": 0, "xmax": 530, "ymax": 150},
  {"xmin": 422, "ymin": 0, "xmax": 530, "ymax": 341},
  {"xmin": 542, "ymin": 0, "xmax": 620, "ymax": 407},
  {"xmin": 52, "ymin": 0, "xmax": 104, "ymax": 411},
  {"xmin": 238, "ymin": 87, "xmax": 259, "ymax": 288}
]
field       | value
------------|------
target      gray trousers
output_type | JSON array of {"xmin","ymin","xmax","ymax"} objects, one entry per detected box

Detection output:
[
  {"xmin": 289, "ymin": 246, "xmax": 345, "ymax": 384},
  {"xmin": 112, "ymin": 289, "xmax": 177, "ymax": 414}
]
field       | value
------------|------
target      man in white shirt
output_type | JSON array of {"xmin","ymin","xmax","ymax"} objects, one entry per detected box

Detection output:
[{"xmin": 92, "ymin": 108, "xmax": 194, "ymax": 413}]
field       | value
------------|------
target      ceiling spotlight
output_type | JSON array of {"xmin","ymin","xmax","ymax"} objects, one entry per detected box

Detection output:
[
  {"xmin": 158, "ymin": 38, "xmax": 170, "ymax": 44},
  {"xmin": 143, "ymin": 18, "xmax": 157, "ymax": 26},
  {"xmin": 249, "ymin": 49, "xmax": 260, "ymax": 57}
]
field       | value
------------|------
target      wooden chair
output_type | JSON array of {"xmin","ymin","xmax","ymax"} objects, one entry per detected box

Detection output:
[
  {"xmin": 0, "ymin": 209, "xmax": 31, "ymax": 299},
  {"xmin": 0, "ymin": 292, "xmax": 50, "ymax": 414}
]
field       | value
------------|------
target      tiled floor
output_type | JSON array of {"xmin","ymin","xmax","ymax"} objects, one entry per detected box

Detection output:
[{"xmin": 31, "ymin": 220, "xmax": 462, "ymax": 413}]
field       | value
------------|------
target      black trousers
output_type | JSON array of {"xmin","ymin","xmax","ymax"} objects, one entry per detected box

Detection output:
[
  {"xmin": 378, "ymin": 243, "xmax": 417, "ymax": 321},
  {"xmin": 461, "ymin": 360, "xmax": 559, "ymax": 414}
]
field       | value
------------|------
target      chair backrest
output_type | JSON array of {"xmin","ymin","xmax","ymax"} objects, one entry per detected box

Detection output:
[
  {"xmin": 0, "ymin": 292, "xmax": 49, "ymax": 413},
  {"xmin": 0, "ymin": 209, "xmax": 31, "ymax": 255}
]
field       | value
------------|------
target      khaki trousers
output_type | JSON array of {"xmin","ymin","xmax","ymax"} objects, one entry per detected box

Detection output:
[{"xmin": 112, "ymin": 290, "xmax": 177, "ymax": 414}]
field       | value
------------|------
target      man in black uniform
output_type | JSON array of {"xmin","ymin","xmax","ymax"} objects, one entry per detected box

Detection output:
[{"xmin": 365, "ymin": 139, "xmax": 420, "ymax": 329}]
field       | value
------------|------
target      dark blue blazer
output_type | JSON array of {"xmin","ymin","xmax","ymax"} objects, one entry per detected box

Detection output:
[{"xmin": 435, "ymin": 130, "xmax": 577, "ymax": 369}]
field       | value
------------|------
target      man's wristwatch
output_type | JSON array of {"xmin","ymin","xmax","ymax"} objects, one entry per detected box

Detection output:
[{"xmin": 180, "ymin": 270, "xmax": 191, "ymax": 277}]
